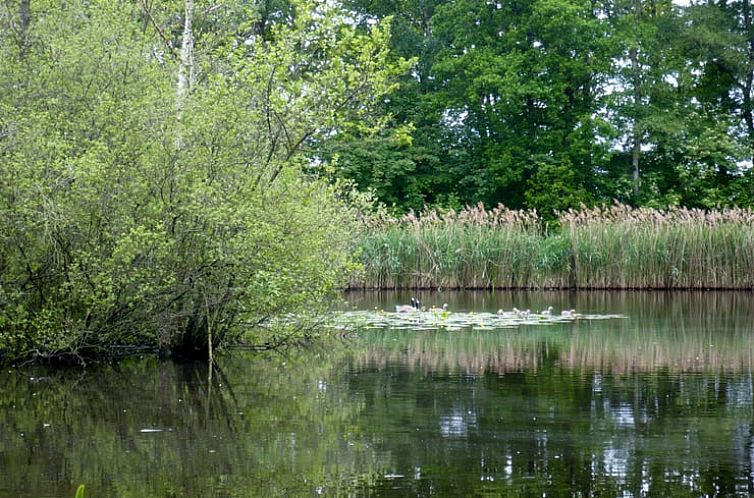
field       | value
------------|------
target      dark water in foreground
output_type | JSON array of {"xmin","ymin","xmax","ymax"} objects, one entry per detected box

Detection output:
[{"xmin": 1, "ymin": 291, "xmax": 754, "ymax": 497}]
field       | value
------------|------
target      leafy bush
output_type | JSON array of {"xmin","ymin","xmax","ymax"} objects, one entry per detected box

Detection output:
[{"xmin": 0, "ymin": 0, "xmax": 403, "ymax": 362}]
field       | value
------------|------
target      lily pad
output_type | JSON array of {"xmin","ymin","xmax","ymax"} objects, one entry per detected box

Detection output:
[{"xmin": 328, "ymin": 309, "xmax": 626, "ymax": 333}]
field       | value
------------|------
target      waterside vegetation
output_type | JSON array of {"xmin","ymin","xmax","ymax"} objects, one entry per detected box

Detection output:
[
  {"xmin": 3, "ymin": 0, "xmax": 754, "ymax": 366},
  {"xmin": 353, "ymin": 203, "xmax": 754, "ymax": 290},
  {"xmin": 0, "ymin": 0, "xmax": 404, "ymax": 363}
]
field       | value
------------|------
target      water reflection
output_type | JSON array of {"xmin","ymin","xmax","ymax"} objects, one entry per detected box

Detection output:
[
  {"xmin": 350, "ymin": 290, "xmax": 754, "ymax": 373},
  {"xmin": 0, "ymin": 349, "xmax": 387, "ymax": 498},
  {"xmin": 348, "ymin": 289, "xmax": 754, "ymax": 331},
  {"xmin": 0, "ymin": 292, "xmax": 752, "ymax": 497}
]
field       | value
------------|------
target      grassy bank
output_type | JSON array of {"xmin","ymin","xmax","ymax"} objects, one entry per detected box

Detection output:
[{"xmin": 352, "ymin": 203, "xmax": 754, "ymax": 290}]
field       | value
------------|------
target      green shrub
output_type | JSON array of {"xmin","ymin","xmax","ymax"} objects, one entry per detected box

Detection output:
[{"xmin": 0, "ymin": 0, "xmax": 401, "ymax": 362}]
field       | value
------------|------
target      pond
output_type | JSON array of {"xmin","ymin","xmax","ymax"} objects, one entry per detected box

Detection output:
[{"xmin": 1, "ymin": 291, "xmax": 753, "ymax": 497}]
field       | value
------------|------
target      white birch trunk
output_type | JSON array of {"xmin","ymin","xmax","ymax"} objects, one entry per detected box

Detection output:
[{"xmin": 176, "ymin": 0, "xmax": 194, "ymax": 121}]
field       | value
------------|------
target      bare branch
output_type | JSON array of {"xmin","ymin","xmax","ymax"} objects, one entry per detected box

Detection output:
[{"xmin": 139, "ymin": 0, "xmax": 179, "ymax": 60}]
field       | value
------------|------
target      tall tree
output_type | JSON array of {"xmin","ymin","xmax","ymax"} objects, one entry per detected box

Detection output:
[
  {"xmin": 431, "ymin": 0, "xmax": 610, "ymax": 210},
  {"xmin": 606, "ymin": 0, "xmax": 749, "ymax": 207},
  {"xmin": 336, "ymin": 0, "xmax": 615, "ymax": 213},
  {"xmin": 325, "ymin": 0, "xmax": 448, "ymax": 212}
]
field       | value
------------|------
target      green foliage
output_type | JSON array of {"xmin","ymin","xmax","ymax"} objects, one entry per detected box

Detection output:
[
  {"xmin": 332, "ymin": 0, "xmax": 754, "ymax": 212},
  {"xmin": 75, "ymin": 485, "xmax": 85, "ymax": 498},
  {"xmin": 0, "ymin": 0, "xmax": 402, "ymax": 361},
  {"xmin": 334, "ymin": 0, "xmax": 615, "ymax": 211},
  {"xmin": 525, "ymin": 158, "xmax": 593, "ymax": 217}
]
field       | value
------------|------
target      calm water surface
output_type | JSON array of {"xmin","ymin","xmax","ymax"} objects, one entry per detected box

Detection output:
[{"xmin": 1, "ymin": 291, "xmax": 753, "ymax": 497}]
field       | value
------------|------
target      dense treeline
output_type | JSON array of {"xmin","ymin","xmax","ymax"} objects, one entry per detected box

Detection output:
[
  {"xmin": 327, "ymin": 0, "xmax": 754, "ymax": 213},
  {"xmin": 0, "ymin": 0, "xmax": 404, "ymax": 362}
]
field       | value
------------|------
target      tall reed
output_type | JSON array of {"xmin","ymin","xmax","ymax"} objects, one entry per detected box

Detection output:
[
  {"xmin": 563, "ymin": 204, "xmax": 754, "ymax": 289},
  {"xmin": 352, "ymin": 203, "xmax": 754, "ymax": 290}
]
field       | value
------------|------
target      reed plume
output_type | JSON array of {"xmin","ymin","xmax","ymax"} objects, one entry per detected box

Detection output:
[{"xmin": 352, "ymin": 203, "xmax": 754, "ymax": 290}]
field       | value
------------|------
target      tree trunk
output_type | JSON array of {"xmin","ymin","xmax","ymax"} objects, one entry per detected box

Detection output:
[
  {"xmin": 176, "ymin": 0, "xmax": 195, "ymax": 116},
  {"xmin": 630, "ymin": 0, "xmax": 643, "ymax": 201},
  {"xmin": 19, "ymin": 0, "xmax": 30, "ymax": 59},
  {"xmin": 743, "ymin": 0, "xmax": 754, "ymax": 155},
  {"xmin": 419, "ymin": 0, "xmax": 431, "ymax": 37},
  {"xmin": 255, "ymin": 0, "xmax": 269, "ymax": 45},
  {"xmin": 631, "ymin": 114, "xmax": 641, "ymax": 200}
]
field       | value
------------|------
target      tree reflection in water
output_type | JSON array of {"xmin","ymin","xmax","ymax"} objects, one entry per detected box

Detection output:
[{"xmin": 0, "ymin": 291, "xmax": 753, "ymax": 497}]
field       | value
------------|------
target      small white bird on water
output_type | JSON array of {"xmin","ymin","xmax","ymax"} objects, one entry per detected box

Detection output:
[{"xmin": 513, "ymin": 307, "xmax": 531, "ymax": 319}]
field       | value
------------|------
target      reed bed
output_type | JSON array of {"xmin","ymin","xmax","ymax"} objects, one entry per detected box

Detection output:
[{"xmin": 352, "ymin": 203, "xmax": 754, "ymax": 290}]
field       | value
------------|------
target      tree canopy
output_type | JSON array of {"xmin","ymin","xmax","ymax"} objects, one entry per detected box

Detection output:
[{"xmin": 330, "ymin": 0, "xmax": 754, "ymax": 213}]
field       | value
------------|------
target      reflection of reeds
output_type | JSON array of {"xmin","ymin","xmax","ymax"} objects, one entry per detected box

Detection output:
[
  {"xmin": 355, "ymin": 331, "xmax": 552, "ymax": 374},
  {"xmin": 353, "ymin": 303, "xmax": 754, "ymax": 375},
  {"xmin": 563, "ymin": 324, "xmax": 754, "ymax": 374},
  {"xmin": 353, "ymin": 203, "xmax": 754, "ymax": 290}
]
